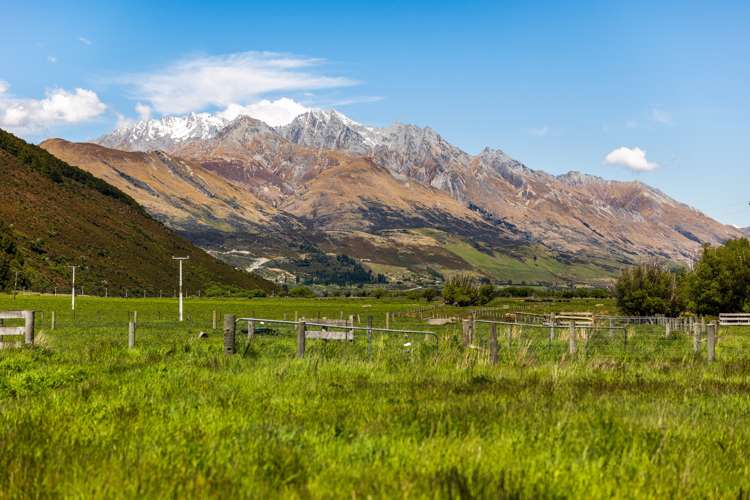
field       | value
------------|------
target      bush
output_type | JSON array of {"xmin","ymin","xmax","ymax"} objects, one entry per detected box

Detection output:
[
  {"xmin": 204, "ymin": 284, "xmax": 267, "ymax": 298},
  {"xmin": 443, "ymin": 275, "xmax": 480, "ymax": 306},
  {"xmin": 478, "ymin": 284, "xmax": 495, "ymax": 305},
  {"xmin": 615, "ymin": 262, "xmax": 684, "ymax": 316},
  {"xmin": 422, "ymin": 288, "xmax": 440, "ymax": 302},
  {"xmin": 289, "ymin": 286, "xmax": 316, "ymax": 298}
]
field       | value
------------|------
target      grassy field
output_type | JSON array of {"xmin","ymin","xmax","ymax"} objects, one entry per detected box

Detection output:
[{"xmin": 2, "ymin": 294, "xmax": 750, "ymax": 498}]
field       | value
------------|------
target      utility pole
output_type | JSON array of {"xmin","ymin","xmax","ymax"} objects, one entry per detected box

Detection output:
[
  {"xmin": 12, "ymin": 270, "xmax": 18, "ymax": 300},
  {"xmin": 70, "ymin": 266, "xmax": 78, "ymax": 311},
  {"xmin": 172, "ymin": 257, "xmax": 189, "ymax": 321}
]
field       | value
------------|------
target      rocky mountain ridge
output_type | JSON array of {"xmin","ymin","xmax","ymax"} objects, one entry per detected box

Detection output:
[{"xmin": 77, "ymin": 109, "xmax": 745, "ymax": 283}]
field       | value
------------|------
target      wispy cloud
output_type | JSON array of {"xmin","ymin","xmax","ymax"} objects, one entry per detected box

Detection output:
[
  {"xmin": 47, "ymin": 55, "xmax": 57, "ymax": 64},
  {"xmin": 78, "ymin": 36, "xmax": 92, "ymax": 45},
  {"xmin": 0, "ymin": 80, "xmax": 106, "ymax": 133},
  {"xmin": 117, "ymin": 51, "xmax": 358, "ymax": 115},
  {"xmin": 651, "ymin": 108, "xmax": 672, "ymax": 125},
  {"xmin": 604, "ymin": 146, "xmax": 659, "ymax": 172},
  {"xmin": 527, "ymin": 126, "xmax": 549, "ymax": 137},
  {"xmin": 135, "ymin": 102, "xmax": 151, "ymax": 121},
  {"xmin": 319, "ymin": 95, "xmax": 384, "ymax": 107}
]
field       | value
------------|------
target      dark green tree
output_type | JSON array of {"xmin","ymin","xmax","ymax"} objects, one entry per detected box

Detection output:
[
  {"xmin": 615, "ymin": 262, "xmax": 684, "ymax": 316},
  {"xmin": 0, "ymin": 222, "xmax": 22, "ymax": 291},
  {"xmin": 685, "ymin": 239, "xmax": 750, "ymax": 315}
]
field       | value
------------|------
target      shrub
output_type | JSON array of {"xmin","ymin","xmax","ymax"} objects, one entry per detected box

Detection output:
[
  {"xmin": 289, "ymin": 286, "xmax": 316, "ymax": 298},
  {"xmin": 443, "ymin": 275, "xmax": 480, "ymax": 306},
  {"xmin": 478, "ymin": 284, "xmax": 496, "ymax": 305}
]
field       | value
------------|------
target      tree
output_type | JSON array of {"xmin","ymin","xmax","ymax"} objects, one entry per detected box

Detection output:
[
  {"xmin": 422, "ymin": 288, "xmax": 439, "ymax": 302},
  {"xmin": 615, "ymin": 262, "xmax": 684, "ymax": 316},
  {"xmin": 443, "ymin": 275, "xmax": 480, "ymax": 306},
  {"xmin": 0, "ymin": 222, "xmax": 22, "ymax": 291},
  {"xmin": 478, "ymin": 284, "xmax": 496, "ymax": 305},
  {"xmin": 685, "ymin": 239, "xmax": 750, "ymax": 315}
]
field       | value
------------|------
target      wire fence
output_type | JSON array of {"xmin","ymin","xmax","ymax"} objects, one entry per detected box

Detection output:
[{"xmin": 2, "ymin": 305, "xmax": 747, "ymax": 364}]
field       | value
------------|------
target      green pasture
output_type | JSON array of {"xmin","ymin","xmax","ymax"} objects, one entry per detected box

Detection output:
[{"xmin": 1, "ymin": 294, "xmax": 750, "ymax": 498}]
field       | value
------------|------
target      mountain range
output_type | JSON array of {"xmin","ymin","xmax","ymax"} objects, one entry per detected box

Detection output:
[{"xmin": 41, "ymin": 109, "xmax": 742, "ymax": 285}]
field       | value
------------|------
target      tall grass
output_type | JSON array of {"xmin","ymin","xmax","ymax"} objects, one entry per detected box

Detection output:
[{"xmin": 1, "ymin": 294, "xmax": 749, "ymax": 498}]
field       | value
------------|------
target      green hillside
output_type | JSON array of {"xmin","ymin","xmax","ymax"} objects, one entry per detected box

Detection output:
[{"xmin": 0, "ymin": 129, "xmax": 274, "ymax": 294}]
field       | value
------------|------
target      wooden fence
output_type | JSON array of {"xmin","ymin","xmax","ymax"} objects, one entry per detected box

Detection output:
[{"xmin": 0, "ymin": 310, "xmax": 35, "ymax": 347}]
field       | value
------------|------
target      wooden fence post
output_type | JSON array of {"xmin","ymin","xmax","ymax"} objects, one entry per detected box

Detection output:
[
  {"xmin": 212, "ymin": 310, "xmax": 217, "ymax": 329},
  {"xmin": 51, "ymin": 311, "xmax": 56, "ymax": 330},
  {"xmin": 549, "ymin": 313, "xmax": 555, "ymax": 346},
  {"xmin": 693, "ymin": 322, "xmax": 701, "ymax": 353},
  {"xmin": 665, "ymin": 320, "xmax": 671, "ymax": 338},
  {"xmin": 224, "ymin": 314, "xmax": 236, "ymax": 355},
  {"xmin": 471, "ymin": 313, "xmax": 477, "ymax": 345},
  {"xmin": 296, "ymin": 321, "xmax": 306, "ymax": 358},
  {"xmin": 490, "ymin": 323, "xmax": 498, "ymax": 365},
  {"xmin": 568, "ymin": 323, "xmax": 577, "ymax": 355},
  {"xmin": 23, "ymin": 310, "xmax": 34, "ymax": 345},
  {"xmin": 707, "ymin": 322, "xmax": 716, "ymax": 362},
  {"xmin": 128, "ymin": 321, "xmax": 136, "ymax": 349},
  {"xmin": 248, "ymin": 320, "xmax": 255, "ymax": 340},
  {"xmin": 461, "ymin": 319, "xmax": 471, "ymax": 347},
  {"xmin": 385, "ymin": 312, "xmax": 390, "ymax": 330}
]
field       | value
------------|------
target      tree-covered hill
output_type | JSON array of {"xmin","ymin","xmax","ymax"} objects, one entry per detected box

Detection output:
[{"xmin": 0, "ymin": 128, "xmax": 274, "ymax": 294}]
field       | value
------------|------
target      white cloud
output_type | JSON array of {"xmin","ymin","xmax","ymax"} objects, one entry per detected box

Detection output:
[
  {"xmin": 0, "ymin": 82, "xmax": 107, "ymax": 132},
  {"xmin": 651, "ymin": 108, "xmax": 672, "ymax": 125},
  {"xmin": 47, "ymin": 56, "xmax": 57, "ymax": 64},
  {"xmin": 78, "ymin": 36, "xmax": 92, "ymax": 45},
  {"xmin": 217, "ymin": 97, "xmax": 309, "ymax": 126},
  {"xmin": 115, "ymin": 112, "xmax": 134, "ymax": 130},
  {"xmin": 119, "ymin": 51, "xmax": 357, "ymax": 114},
  {"xmin": 135, "ymin": 102, "xmax": 151, "ymax": 121},
  {"xmin": 528, "ymin": 126, "xmax": 549, "ymax": 137},
  {"xmin": 604, "ymin": 146, "xmax": 659, "ymax": 172}
]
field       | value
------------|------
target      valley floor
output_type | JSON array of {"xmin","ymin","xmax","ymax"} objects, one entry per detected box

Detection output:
[{"xmin": 1, "ymin": 295, "xmax": 749, "ymax": 498}]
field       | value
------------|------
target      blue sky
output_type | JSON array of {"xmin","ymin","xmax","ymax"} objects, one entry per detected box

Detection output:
[{"xmin": 2, "ymin": 1, "xmax": 749, "ymax": 226}]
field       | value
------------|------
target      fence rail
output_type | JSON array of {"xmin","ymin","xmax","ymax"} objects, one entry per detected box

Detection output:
[{"xmin": 233, "ymin": 316, "xmax": 439, "ymax": 357}]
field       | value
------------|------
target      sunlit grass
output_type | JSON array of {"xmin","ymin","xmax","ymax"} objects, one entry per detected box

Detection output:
[{"xmin": 1, "ymin": 294, "xmax": 749, "ymax": 498}]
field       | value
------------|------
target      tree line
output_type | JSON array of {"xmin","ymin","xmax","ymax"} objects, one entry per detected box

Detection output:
[{"xmin": 615, "ymin": 238, "xmax": 750, "ymax": 316}]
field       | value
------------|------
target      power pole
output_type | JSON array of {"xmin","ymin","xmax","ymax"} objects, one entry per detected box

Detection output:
[
  {"xmin": 12, "ymin": 270, "xmax": 18, "ymax": 300},
  {"xmin": 69, "ymin": 266, "xmax": 78, "ymax": 311},
  {"xmin": 172, "ymin": 257, "xmax": 189, "ymax": 321}
]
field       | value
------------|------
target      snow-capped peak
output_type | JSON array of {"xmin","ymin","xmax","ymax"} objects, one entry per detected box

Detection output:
[{"xmin": 99, "ymin": 112, "xmax": 228, "ymax": 152}]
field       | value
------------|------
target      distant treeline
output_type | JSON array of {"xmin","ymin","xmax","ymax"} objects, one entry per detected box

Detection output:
[{"xmin": 615, "ymin": 238, "xmax": 750, "ymax": 316}]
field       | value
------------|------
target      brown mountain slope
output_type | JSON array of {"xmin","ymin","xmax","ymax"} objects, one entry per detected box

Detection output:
[
  {"xmin": 40, "ymin": 139, "xmax": 311, "ymax": 257},
  {"xmin": 44, "ymin": 133, "xmax": 562, "ymax": 283},
  {"xmin": 66, "ymin": 111, "xmax": 744, "ymax": 284},
  {"xmin": 1, "ymin": 129, "xmax": 273, "ymax": 293}
]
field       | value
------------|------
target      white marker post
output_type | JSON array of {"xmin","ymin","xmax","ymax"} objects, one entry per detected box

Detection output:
[
  {"xmin": 172, "ymin": 257, "xmax": 189, "ymax": 321},
  {"xmin": 70, "ymin": 265, "xmax": 78, "ymax": 311}
]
